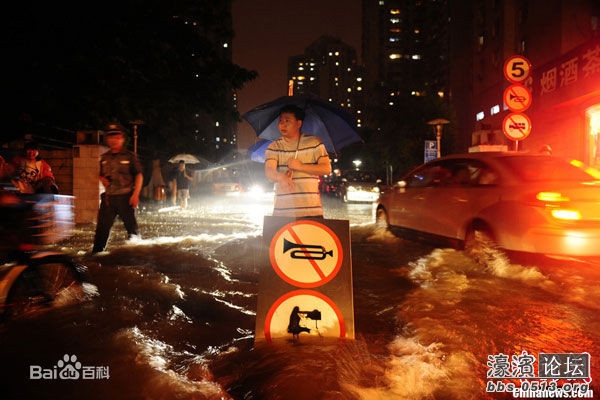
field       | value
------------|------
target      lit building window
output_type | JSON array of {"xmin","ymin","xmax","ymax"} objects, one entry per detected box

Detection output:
[
  {"xmin": 437, "ymin": 91, "xmax": 444, "ymax": 98},
  {"xmin": 490, "ymin": 105, "xmax": 500, "ymax": 115},
  {"xmin": 390, "ymin": 18, "xmax": 400, "ymax": 23},
  {"xmin": 476, "ymin": 111, "xmax": 485, "ymax": 121},
  {"xmin": 223, "ymin": 43, "xmax": 228, "ymax": 48},
  {"xmin": 389, "ymin": 53, "xmax": 401, "ymax": 60},
  {"xmin": 390, "ymin": 9, "xmax": 400, "ymax": 15},
  {"xmin": 412, "ymin": 54, "xmax": 421, "ymax": 60}
]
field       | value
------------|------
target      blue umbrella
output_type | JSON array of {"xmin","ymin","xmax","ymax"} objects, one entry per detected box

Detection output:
[
  {"xmin": 242, "ymin": 95, "xmax": 362, "ymax": 154},
  {"xmin": 247, "ymin": 139, "xmax": 272, "ymax": 163}
]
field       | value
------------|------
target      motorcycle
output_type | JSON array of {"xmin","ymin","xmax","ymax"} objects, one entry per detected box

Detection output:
[{"xmin": 0, "ymin": 187, "xmax": 87, "ymax": 321}]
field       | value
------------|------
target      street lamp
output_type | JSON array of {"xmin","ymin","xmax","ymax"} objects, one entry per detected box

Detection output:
[
  {"xmin": 129, "ymin": 120, "xmax": 144, "ymax": 155},
  {"xmin": 427, "ymin": 118, "xmax": 450, "ymax": 158},
  {"xmin": 353, "ymin": 159, "xmax": 362, "ymax": 170}
]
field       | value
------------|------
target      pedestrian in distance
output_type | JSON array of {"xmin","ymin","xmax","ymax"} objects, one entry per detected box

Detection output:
[
  {"xmin": 92, "ymin": 123, "xmax": 143, "ymax": 254},
  {"xmin": 175, "ymin": 160, "xmax": 193, "ymax": 209},
  {"xmin": 264, "ymin": 104, "xmax": 331, "ymax": 218}
]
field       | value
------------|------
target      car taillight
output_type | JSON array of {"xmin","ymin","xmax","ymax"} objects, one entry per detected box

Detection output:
[
  {"xmin": 18, "ymin": 243, "xmax": 35, "ymax": 252},
  {"xmin": 532, "ymin": 191, "xmax": 582, "ymax": 221},
  {"xmin": 551, "ymin": 209, "xmax": 581, "ymax": 220},
  {"xmin": 536, "ymin": 191, "xmax": 570, "ymax": 202}
]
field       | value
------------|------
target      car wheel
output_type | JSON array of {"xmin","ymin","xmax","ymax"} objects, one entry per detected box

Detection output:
[
  {"xmin": 464, "ymin": 225, "xmax": 503, "ymax": 265},
  {"xmin": 375, "ymin": 207, "xmax": 389, "ymax": 230}
]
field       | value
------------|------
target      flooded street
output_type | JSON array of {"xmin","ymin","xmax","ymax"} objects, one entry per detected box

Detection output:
[{"xmin": 1, "ymin": 194, "xmax": 599, "ymax": 399}]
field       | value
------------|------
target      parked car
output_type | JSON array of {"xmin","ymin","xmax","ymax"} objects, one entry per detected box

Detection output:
[
  {"xmin": 337, "ymin": 170, "xmax": 381, "ymax": 203},
  {"xmin": 211, "ymin": 177, "xmax": 242, "ymax": 195},
  {"xmin": 375, "ymin": 152, "xmax": 600, "ymax": 258},
  {"xmin": 319, "ymin": 174, "xmax": 342, "ymax": 196}
]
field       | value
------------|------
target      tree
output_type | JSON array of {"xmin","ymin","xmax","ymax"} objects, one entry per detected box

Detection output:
[{"xmin": 2, "ymin": 0, "xmax": 257, "ymax": 162}]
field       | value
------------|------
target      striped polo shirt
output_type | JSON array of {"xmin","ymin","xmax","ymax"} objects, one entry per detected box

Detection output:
[{"xmin": 265, "ymin": 134, "xmax": 330, "ymax": 218}]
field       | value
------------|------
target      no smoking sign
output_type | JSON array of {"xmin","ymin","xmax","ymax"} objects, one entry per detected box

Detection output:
[{"xmin": 270, "ymin": 219, "xmax": 343, "ymax": 288}]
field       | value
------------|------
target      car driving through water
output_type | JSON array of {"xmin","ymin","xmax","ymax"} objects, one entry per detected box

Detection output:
[
  {"xmin": 375, "ymin": 152, "xmax": 600, "ymax": 259},
  {"xmin": 336, "ymin": 170, "xmax": 381, "ymax": 203}
]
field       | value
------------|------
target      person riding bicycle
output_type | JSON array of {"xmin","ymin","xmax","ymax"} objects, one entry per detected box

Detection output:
[{"xmin": 0, "ymin": 141, "xmax": 58, "ymax": 194}]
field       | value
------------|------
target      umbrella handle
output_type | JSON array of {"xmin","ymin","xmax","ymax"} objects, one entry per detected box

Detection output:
[
  {"xmin": 289, "ymin": 135, "xmax": 301, "ymax": 179},
  {"xmin": 289, "ymin": 152, "xmax": 297, "ymax": 179}
]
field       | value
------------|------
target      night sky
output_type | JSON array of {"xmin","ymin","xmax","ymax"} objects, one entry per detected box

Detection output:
[{"xmin": 232, "ymin": 0, "xmax": 362, "ymax": 149}]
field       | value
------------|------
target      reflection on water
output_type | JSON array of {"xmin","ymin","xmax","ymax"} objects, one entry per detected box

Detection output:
[{"xmin": 1, "ymin": 195, "xmax": 598, "ymax": 399}]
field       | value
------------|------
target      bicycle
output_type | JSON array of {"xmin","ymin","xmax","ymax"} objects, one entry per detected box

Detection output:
[{"xmin": 0, "ymin": 188, "xmax": 87, "ymax": 321}]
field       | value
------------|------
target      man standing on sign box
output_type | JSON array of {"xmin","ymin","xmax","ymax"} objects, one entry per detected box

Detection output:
[{"xmin": 264, "ymin": 105, "xmax": 331, "ymax": 218}]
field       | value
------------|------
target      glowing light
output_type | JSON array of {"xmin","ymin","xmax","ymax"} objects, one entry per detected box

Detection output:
[
  {"xmin": 536, "ymin": 192, "xmax": 570, "ymax": 202},
  {"xmin": 551, "ymin": 209, "xmax": 581, "ymax": 220}
]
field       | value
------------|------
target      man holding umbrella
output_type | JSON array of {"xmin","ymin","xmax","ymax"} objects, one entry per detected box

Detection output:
[{"xmin": 265, "ymin": 105, "xmax": 331, "ymax": 218}]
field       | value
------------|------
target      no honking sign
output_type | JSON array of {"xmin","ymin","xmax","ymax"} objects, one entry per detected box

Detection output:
[{"xmin": 255, "ymin": 216, "xmax": 355, "ymax": 343}]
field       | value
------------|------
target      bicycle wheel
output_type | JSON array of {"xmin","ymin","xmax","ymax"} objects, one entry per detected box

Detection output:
[{"xmin": 4, "ymin": 255, "xmax": 84, "ymax": 319}]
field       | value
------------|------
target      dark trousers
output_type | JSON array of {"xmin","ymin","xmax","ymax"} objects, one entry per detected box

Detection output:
[{"xmin": 92, "ymin": 193, "xmax": 139, "ymax": 253}]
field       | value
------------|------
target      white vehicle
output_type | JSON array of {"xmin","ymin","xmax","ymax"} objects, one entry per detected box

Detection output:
[{"xmin": 375, "ymin": 152, "xmax": 600, "ymax": 258}]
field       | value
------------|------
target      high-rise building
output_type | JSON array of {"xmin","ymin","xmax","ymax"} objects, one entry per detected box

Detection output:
[
  {"xmin": 288, "ymin": 36, "xmax": 365, "ymax": 127},
  {"xmin": 362, "ymin": 0, "xmax": 450, "ymax": 107}
]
